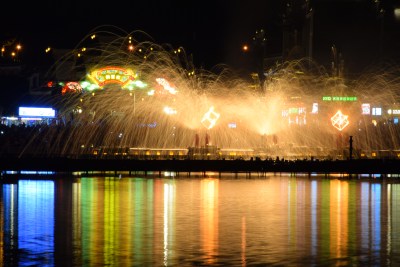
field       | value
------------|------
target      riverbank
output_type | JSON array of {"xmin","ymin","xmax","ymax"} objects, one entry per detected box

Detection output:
[{"xmin": 1, "ymin": 157, "xmax": 400, "ymax": 176}]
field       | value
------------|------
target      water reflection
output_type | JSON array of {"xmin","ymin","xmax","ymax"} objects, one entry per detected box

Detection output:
[{"xmin": 2, "ymin": 176, "xmax": 400, "ymax": 266}]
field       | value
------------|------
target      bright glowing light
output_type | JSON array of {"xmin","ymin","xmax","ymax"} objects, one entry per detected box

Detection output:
[
  {"xmin": 372, "ymin": 107, "xmax": 382, "ymax": 116},
  {"xmin": 163, "ymin": 106, "xmax": 177, "ymax": 115},
  {"xmin": 362, "ymin": 103, "xmax": 370, "ymax": 115},
  {"xmin": 395, "ymin": 8, "xmax": 400, "ymax": 20},
  {"xmin": 201, "ymin": 106, "xmax": 220, "ymax": 130},
  {"xmin": 88, "ymin": 67, "xmax": 136, "ymax": 88},
  {"xmin": 156, "ymin": 78, "xmax": 178, "ymax": 95},
  {"xmin": 19, "ymin": 107, "xmax": 56, "ymax": 118},
  {"xmin": 311, "ymin": 103, "xmax": 318, "ymax": 114},
  {"xmin": 323, "ymin": 96, "xmax": 357, "ymax": 102},
  {"xmin": 133, "ymin": 80, "xmax": 147, "ymax": 88},
  {"xmin": 331, "ymin": 110, "xmax": 349, "ymax": 131}
]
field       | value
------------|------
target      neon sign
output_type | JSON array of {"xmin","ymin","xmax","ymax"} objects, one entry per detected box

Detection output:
[
  {"xmin": 19, "ymin": 107, "xmax": 56, "ymax": 118},
  {"xmin": 388, "ymin": 109, "xmax": 400, "ymax": 115},
  {"xmin": 88, "ymin": 67, "xmax": 136, "ymax": 88},
  {"xmin": 372, "ymin": 107, "xmax": 382, "ymax": 116},
  {"xmin": 201, "ymin": 106, "xmax": 220, "ymax": 129},
  {"xmin": 331, "ymin": 110, "xmax": 349, "ymax": 131},
  {"xmin": 323, "ymin": 96, "xmax": 357, "ymax": 102}
]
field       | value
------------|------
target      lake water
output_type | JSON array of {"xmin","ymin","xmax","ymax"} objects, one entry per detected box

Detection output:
[{"xmin": 2, "ymin": 173, "xmax": 400, "ymax": 266}]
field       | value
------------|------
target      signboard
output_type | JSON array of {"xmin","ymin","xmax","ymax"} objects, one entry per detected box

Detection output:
[
  {"xmin": 322, "ymin": 96, "xmax": 357, "ymax": 102},
  {"xmin": 19, "ymin": 107, "xmax": 56, "ymax": 118},
  {"xmin": 361, "ymin": 103, "xmax": 370, "ymax": 115}
]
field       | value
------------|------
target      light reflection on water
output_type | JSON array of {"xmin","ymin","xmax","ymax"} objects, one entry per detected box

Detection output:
[{"xmin": 2, "ymin": 175, "xmax": 400, "ymax": 266}]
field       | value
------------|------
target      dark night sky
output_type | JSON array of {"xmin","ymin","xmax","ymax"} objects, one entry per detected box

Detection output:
[{"xmin": 1, "ymin": 0, "xmax": 400, "ymax": 74}]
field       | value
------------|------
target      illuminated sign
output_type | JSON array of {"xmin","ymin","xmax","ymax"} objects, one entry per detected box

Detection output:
[
  {"xmin": 311, "ymin": 103, "xmax": 318, "ymax": 114},
  {"xmin": 372, "ymin": 107, "xmax": 382, "ymax": 116},
  {"xmin": 201, "ymin": 106, "xmax": 220, "ymax": 129},
  {"xmin": 88, "ymin": 67, "xmax": 136, "ymax": 88},
  {"xmin": 388, "ymin": 109, "xmax": 400, "ymax": 115},
  {"xmin": 331, "ymin": 110, "xmax": 349, "ymax": 131},
  {"xmin": 19, "ymin": 107, "xmax": 56, "ymax": 118},
  {"xmin": 287, "ymin": 107, "xmax": 306, "ymax": 114},
  {"xmin": 361, "ymin": 103, "xmax": 370, "ymax": 115},
  {"xmin": 228, "ymin": 122, "xmax": 237, "ymax": 128},
  {"xmin": 322, "ymin": 96, "xmax": 357, "ymax": 101},
  {"xmin": 163, "ymin": 106, "xmax": 177, "ymax": 115}
]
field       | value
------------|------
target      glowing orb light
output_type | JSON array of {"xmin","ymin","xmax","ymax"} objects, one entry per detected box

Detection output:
[
  {"xmin": 201, "ymin": 106, "xmax": 220, "ymax": 130},
  {"xmin": 331, "ymin": 110, "xmax": 349, "ymax": 131}
]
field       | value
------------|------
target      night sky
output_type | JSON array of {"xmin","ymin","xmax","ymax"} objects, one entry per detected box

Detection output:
[{"xmin": 1, "ymin": 0, "xmax": 400, "ymax": 74}]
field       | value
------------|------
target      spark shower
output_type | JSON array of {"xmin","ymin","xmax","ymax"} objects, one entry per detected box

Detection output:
[{"xmin": 19, "ymin": 27, "xmax": 400, "ymax": 159}]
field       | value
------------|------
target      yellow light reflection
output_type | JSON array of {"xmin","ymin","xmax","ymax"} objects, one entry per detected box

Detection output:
[
  {"xmin": 330, "ymin": 180, "xmax": 348, "ymax": 259},
  {"xmin": 201, "ymin": 179, "xmax": 219, "ymax": 264},
  {"xmin": 164, "ymin": 183, "xmax": 175, "ymax": 266}
]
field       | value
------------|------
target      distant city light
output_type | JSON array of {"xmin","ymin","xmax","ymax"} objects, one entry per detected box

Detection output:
[{"xmin": 395, "ymin": 8, "xmax": 400, "ymax": 20}]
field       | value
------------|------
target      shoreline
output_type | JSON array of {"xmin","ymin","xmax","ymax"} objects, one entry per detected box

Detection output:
[{"xmin": 1, "ymin": 157, "xmax": 400, "ymax": 177}]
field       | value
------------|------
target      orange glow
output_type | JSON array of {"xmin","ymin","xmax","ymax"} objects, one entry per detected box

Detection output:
[
  {"xmin": 331, "ymin": 110, "xmax": 349, "ymax": 131},
  {"xmin": 201, "ymin": 179, "xmax": 219, "ymax": 265},
  {"xmin": 201, "ymin": 106, "xmax": 220, "ymax": 130}
]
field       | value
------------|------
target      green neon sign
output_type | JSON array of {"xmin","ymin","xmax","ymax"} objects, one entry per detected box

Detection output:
[{"xmin": 322, "ymin": 96, "xmax": 357, "ymax": 102}]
